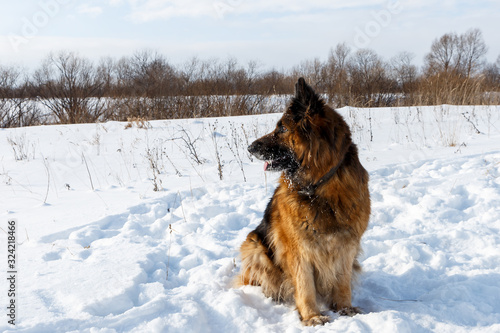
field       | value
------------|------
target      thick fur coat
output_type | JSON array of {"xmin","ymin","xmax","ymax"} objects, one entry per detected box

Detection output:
[{"xmin": 236, "ymin": 78, "xmax": 371, "ymax": 326}]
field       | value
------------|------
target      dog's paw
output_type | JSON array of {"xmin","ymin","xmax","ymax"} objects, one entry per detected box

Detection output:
[
  {"xmin": 337, "ymin": 306, "xmax": 362, "ymax": 317},
  {"xmin": 302, "ymin": 315, "xmax": 330, "ymax": 326}
]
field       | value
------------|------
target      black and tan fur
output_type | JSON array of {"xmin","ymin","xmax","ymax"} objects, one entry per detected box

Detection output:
[{"xmin": 236, "ymin": 78, "xmax": 370, "ymax": 326}]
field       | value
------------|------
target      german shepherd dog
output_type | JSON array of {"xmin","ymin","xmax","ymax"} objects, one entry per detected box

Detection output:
[{"xmin": 236, "ymin": 78, "xmax": 370, "ymax": 326}]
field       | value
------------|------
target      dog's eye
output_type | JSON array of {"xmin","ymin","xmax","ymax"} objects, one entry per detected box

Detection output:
[{"xmin": 278, "ymin": 125, "xmax": 288, "ymax": 134}]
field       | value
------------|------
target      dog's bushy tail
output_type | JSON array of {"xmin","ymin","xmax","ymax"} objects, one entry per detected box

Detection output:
[{"xmin": 235, "ymin": 232, "xmax": 293, "ymax": 301}]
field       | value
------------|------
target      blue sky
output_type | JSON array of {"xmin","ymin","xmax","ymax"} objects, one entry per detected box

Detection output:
[{"xmin": 1, "ymin": 0, "xmax": 499, "ymax": 71}]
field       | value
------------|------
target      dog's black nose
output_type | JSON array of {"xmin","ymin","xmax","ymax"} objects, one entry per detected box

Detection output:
[{"xmin": 248, "ymin": 141, "xmax": 261, "ymax": 155}]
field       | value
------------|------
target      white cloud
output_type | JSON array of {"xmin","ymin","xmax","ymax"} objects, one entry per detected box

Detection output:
[
  {"xmin": 78, "ymin": 4, "xmax": 104, "ymax": 18},
  {"xmin": 76, "ymin": 0, "xmax": 500, "ymax": 23},
  {"xmin": 124, "ymin": 0, "xmax": 223, "ymax": 21},
  {"xmin": 122, "ymin": 0, "xmax": 387, "ymax": 22}
]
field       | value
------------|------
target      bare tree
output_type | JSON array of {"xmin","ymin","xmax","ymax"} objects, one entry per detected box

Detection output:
[
  {"xmin": 0, "ymin": 66, "xmax": 20, "ymax": 94},
  {"xmin": 112, "ymin": 49, "xmax": 179, "ymax": 119},
  {"xmin": 0, "ymin": 66, "xmax": 42, "ymax": 127},
  {"xmin": 324, "ymin": 42, "xmax": 351, "ymax": 105},
  {"xmin": 482, "ymin": 54, "xmax": 500, "ymax": 90},
  {"xmin": 457, "ymin": 28, "xmax": 488, "ymax": 77},
  {"xmin": 0, "ymin": 66, "xmax": 19, "ymax": 126},
  {"xmin": 127, "ymin": 49, "xmax": 177, "ymax": 98},
  {"xmin": 424, "ymin": 29, "xmax": 487, "ymax": 78},
  {"xmin": 391, "ymin": 51, "xmax": 418, "ymax": 93},
  {"xmin": 347, "ymin": 49, "xmax": 390, "ymax": 106},
  {"xmin": 257, "ymin": 69, "xmax": 290, "ymax": 95},
  {"xmin": 292, "ymin": 58, "xmax": 325, "ymax": 89},
  {"xmin": 424, "ymin": 32, "xmax": 459, "ymax": 74},
  {"xmin": 96, "ymin": 56, "xmax": 116, "ymax": 96},
  {"xmin": 33, "ymin": 51, "xmax": 108, "ymax": 124}
]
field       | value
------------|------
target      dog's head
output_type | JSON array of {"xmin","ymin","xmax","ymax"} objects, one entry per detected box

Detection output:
[{"xmin": 248, "ymin": 78, "xmax": 351, "ymax": 180}]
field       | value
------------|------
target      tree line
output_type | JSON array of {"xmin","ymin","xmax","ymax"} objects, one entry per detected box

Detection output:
[{"xmin": 1, "ymin": 28, "xmax": 499, "ymax": 127}]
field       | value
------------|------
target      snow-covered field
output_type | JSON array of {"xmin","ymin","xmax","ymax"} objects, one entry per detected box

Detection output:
[{"xmin": 1, "ymin": 104, "xmax": 500, "ymax": 332}]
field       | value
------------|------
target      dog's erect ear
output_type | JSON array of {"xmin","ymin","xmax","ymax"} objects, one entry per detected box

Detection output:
[
  {"xmin": 294, "ymin": 77, "xmax": 322, "ymax": 116},
  {"xmin": 295, "ymin": 77, "xmax": 315, "ymax": 102}
]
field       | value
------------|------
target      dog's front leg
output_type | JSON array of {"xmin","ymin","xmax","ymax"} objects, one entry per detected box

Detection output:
[
  {"xmin": 292, "ymin": 260, "xmax": 329, "ymax": 326},
  {"xmin": 330, "ymin": 261, "xmax": 362, "ymax": 317}
]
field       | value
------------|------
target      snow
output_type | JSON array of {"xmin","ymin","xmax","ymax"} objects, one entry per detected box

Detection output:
[{"xmin": 1, "ymin": 104, "xmax": 500, "ymax": 332}]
